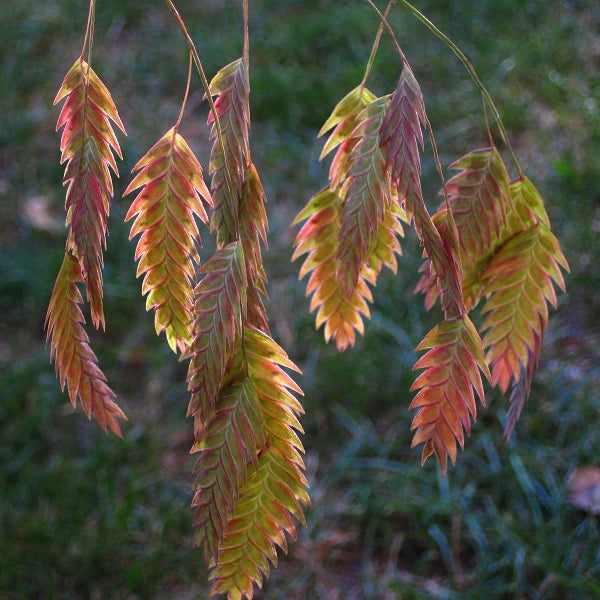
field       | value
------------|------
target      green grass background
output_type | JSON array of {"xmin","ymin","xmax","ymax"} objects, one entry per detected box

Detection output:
[{"xmin": 1, "ymin": 1, "xmax": 599, "ymax": 598}]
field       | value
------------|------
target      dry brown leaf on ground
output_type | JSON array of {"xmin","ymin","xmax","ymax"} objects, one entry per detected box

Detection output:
[{"xmin": 567, "ymin": 466, "xmax": 600, "ymax": 514}]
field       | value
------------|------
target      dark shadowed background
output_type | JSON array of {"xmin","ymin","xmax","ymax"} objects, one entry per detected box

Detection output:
[{"xmin": 1, "ymin": 1, "xmax": 599, "ymax": 598}]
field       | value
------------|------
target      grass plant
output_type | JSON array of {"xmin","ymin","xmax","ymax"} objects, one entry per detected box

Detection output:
[{"xmin": 1, "ymin": 1, "xmax": 598, "ymax": 598}]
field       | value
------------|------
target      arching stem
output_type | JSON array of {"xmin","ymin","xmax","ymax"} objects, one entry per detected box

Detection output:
[
  {"xmin": 81, "ymin": 0, "xmax": 96, "ymax": 61},
  {"xmin": 174, "ymin": 51, "xmax": 193, "ymax": 134},
  {"xmin": 393, "ymin": 0, "xmax": 524, "ymax": 178},
  {"xmin": 364, "ymin": 0, "xmax": 409, "ymax": 67},
  {"xmin": 360, "ymin": 1, "xmax": 393, "ymax": 89},
  {"xmin": 243, "ymin": 0, "xmax": 249, "ymax": 62},
  {"xmin": 164, "ymin": 0, "xmax": 238, "ymax": 231},
  {"xmin": 365, "ymin": 0, "xmax": 464, "ymax": 315},
  {"xmin": 364, "ymin": 1, "xmax": 453, "ymax": 226}
]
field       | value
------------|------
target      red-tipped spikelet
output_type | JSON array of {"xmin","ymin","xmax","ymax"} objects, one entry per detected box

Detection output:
[
  {"xmin": 207, "ymin": 58, "xmax": 250, "ymax": 246},
  {"xmin": 45, "ymin": 253, "xmax": 126, "ymax": 436},
  {"xmin": 293, "ymin": 188, "xmax": 374, "ymax": 351},
  {"xmin": 207, "ymin": 325, "xmax": 309, "ymax": 600},
  {"xmin": 239, "ymin": 162, "xmax": 270, "ymax": 333},
  {"xmin": 379, "ymin": 67, "xmax": 426, "ymax": 221},
  {"xmin": 380, "ymin": 67, "xmax": 464, "ymax": 317},
  {"xmin": 410, "ymin": 315, "xmax": 490, "ymax": 475},
  {"xmin": 54, "ymin": 58, "xmax": 126, "ymax": 330},
  {"xmin": 481, "ymin": 220, "xmax": 568, "ymax": 395},
  {"xmin": 336, "ymin": 96, "xmax": 392, "ymax": 296},
  {"xmin": 187, "ymin": 242, "xmax": 248, "ymax": 435},
  {"xmin": 124, "ymin": 127, "xmax": 213, "ymax": 354},
  {"xmin": 191, "ymin": 378, "xmax": 265, "ymax": 562}
]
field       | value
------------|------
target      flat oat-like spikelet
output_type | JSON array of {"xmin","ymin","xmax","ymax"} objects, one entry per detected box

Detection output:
[
  {"xmin": 416, "ymin": 170, "xmax": 568, "ymax": 437},
  {"xmin": 293, "ymin": 187, "xmax": 376, "ymax": 351},
  {"xmin": 318, "ymin": 85, "xmax": 377, "ymax": 187},
  {"xmin": 367, "ymin": 190, "xmax": 409, "ymax": 276},
  {"xmin": 208, "ymin": 325, "xmax": 309, "ymax": 600},
  {"xmin": 124, "ymin": 127, "xmax": 212, "ymax": 354},
  {"xmin": 187, "ymin": 242, "xmax": 248, "ymax": 434},
  {"xmin": 336, "ymin": 96, "xmax": 392, "ymax": 296},
  {"xmin": 239, "ymin": 162, "xmax": 270, "ymax": 333},
  {"xmin": 381, "ymin": 67, "xmax": 464, "ymax": 317},
  {"xmin": 444, "ymin": 147, "xmax": 511, "ymax": 255},
  {"xmin": 481, "ymin": 220, "xmax": 568, "ymax": 397},
  {"xmin": 413, "ymin": 210, "xmax": 450, "ymax": 312},
  {"xmin": 207, "ymin": 58, "xmax": 250, "ymax": 246},
  {"xmin": 54, "ymin": 57, "xmax": 126, "ymax": 330},
  {"xmin": 293, "ymin": 89, "xmax": 407, "ymax": 350},
  {"xmin": 45, "ymin": 253, "xmax": 126, "ymax": 436},
  {"xmin": 502, "ymin": 340, "xmax": 538, "ymax": 439},
  {"xmin": 410, "ymin": 315, "xmax": 490, "ymax": 475},
  {"xmin": 415, "ymin": 148, "xmax": 512, "ymax": 311},
  {"xmin": 191, "ymin": 379, "xmax": 265, "ymax": 562},
  {"xmin": 380, "ymin": 67, "xmax": 426, "ymax": 221}
]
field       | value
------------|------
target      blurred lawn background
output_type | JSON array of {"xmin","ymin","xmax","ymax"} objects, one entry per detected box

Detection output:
[{"xmin": 1, "ymin": 1, "xmax": 599, "ymax": 598}]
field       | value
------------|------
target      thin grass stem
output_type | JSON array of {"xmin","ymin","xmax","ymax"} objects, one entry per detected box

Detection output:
[
  {"xmin": 360, "ymin": 1, "xmax": 393, "ymax": 89},
  {"xmin": 174, "ymin": 51, "xmax": 193, "ymax": 134},
  {"xmin": 81, "ymin": 0, "xmax": 95, "ymax": 60},
  {"xmin": 365, "ymin": 0, "xmax": 465, "ymax": 317},
  {"xmin": 364, "ymin": 0, "xmax": 409, "ymax": 67},
  {"xmin": 393, "ymin": 0, "xmax": 524, "ymax": 178},
  {"xmin": 243, "ymin": 0, "xmax": 249, "ymax": 62},
  {"xmin": 165, "ymin": 0, "xmax": 239, "ymax": 234}
]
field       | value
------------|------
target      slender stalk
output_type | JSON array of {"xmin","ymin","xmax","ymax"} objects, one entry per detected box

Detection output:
[
  {"xmin": 164, "ymin": 0, "xmax": 238, "ymax": 231},
  {"xmin": 424, "ymin": 114, "xmax": 450, "ymax": 210},
  {"xmin": 174, "ymin": 51, "xmax": 193, "ymax": 134},
  {"xmin": 82, "ymin": 0, "xmax": 96, "ymax": 97},
  {"xmin": 360, "ymin": 1, "xmax": 393, "ymax": 89},
  {"xmin": 365, "ymin": 0, "xmax": 464, "ymax": 315},
  {"xmin": 81, "ymin": 0, "xmax": 96, "ymax": 60},
  {"xmin": 365, "ymin": 1, "xmax": 451, "ymax": 225},
  {"xmin": 241, "ymin": 0, "xmax": 250, "ymax": 371},
  {"xmin": 243, "ymin": 0, "xmax": 249, "ymax": 62},
  {"xmin": 78, "ymin": 0, "xmax": 95, "ymax": 214},
  {"xmin": 424, "ymin": 112, "xmax": 463, "ymax": 292},
  {"xmin": 393, "ymin": 0, "xmax": 524, "ymax": 178},
  {"xmin": 165, "ymin": 0, "xmax": 247, "ymax": 368},
  {"xmin": 364, "ymin": 0, "xmax": 409, "ymax": 67},
  {"xmin": 482, "ymin": 93, "xmax": 495, "ymax": 149}
]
